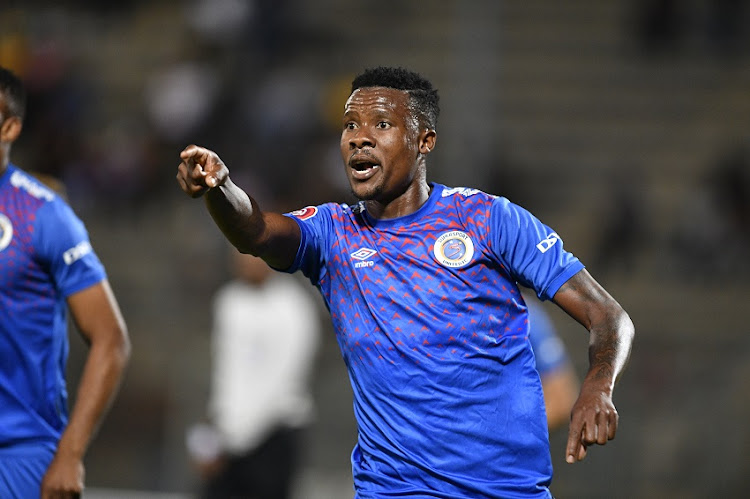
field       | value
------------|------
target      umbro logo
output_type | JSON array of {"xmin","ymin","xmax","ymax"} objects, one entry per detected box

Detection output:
[
  {"xmin": 351, "ymin": 247, "xmax": 377, "ymax": 268},
  {"xmin": 351, "ymin": 248, "xmax": 377, "ymax": 260}
]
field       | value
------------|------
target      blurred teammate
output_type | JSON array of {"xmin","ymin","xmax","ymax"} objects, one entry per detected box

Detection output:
[
  {"xmin": 0, "ymin": 65, "xmax": 131, "ymax": 498},
  {"xmin": 526, "ymin": 294, "xmax": 579, "ymax": 432},
  {"xmin": 187, "ymin": 249, "xmax": 320, "ymax": 499},
  {"xmin": 176, "ymin": 66, "xmax": 634, "ymax": 498}
]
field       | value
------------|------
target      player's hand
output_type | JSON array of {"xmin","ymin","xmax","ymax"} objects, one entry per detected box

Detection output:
[
  {"xmin": 176, "ymin": 144, "xmax": 229, "ymax": 198},
  {"xmin": 40, "ymin": 452, "xmax": 84, "ymax": 498},
  {"xmin": 565, "ymin": 383, "xmax": 619, "ymax": 463}
]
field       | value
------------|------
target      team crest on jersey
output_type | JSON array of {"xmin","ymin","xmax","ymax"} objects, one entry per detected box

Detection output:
[
  {"xmin": 289, "ymin": 206, "xmax": 318, "ymax": 220},
  {"xmin": 433, "ymin": 231, "xmax": 475, "ymax": 268},
  {"xmin": 0, "ymin": 213, "xmax": 12, "ymax": 251}
]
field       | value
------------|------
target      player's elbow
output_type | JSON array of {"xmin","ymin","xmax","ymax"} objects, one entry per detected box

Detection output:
[
  {"xmin": 99, "ymin": 321, "xmax": 131, "ymax": 370},
  {"xmin": 113, "ymin": 321, "xmax": 131, "ymax": 369}
]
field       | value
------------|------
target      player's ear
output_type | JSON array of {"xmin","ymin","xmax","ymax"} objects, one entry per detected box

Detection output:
[
  {"xmin": 419, "ymin": 129, "xmax": 436, "ymax": 155},
  {"xmin": 0, "ymin": 116, "xmax": 22, "ymax": 143}
]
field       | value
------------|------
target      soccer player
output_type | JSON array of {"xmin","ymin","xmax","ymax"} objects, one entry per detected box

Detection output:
[
  {"xmin": 0, "ymin": 66, "xmax": 131, "ymax": 498},
  {"xmin": 176, "ymin": 66, "xmax": 634, "ymax": 498}
]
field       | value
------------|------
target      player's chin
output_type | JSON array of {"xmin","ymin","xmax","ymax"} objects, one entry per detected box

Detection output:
[{"xmin": 348, "ymin": 179, "xmax": 382, "ymax": 201}]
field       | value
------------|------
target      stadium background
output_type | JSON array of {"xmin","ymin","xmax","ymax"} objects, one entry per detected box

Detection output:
[{"xmin": 2, "ymin": 1, "xmax": 749, "ymax": 497}]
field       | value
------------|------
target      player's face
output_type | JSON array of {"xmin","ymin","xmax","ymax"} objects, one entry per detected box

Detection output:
[
  {"xmin": 340, "ymin": 87, "xmax": 423, "ymax": 203},
  {"xmin": 0, "ymin": 94, "xmax": 22, "ymax": 159}
]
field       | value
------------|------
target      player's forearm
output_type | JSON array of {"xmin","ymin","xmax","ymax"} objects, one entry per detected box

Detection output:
[
  {"xmin": 553, "ymin": 270, "xmax": 634, "ymax": 394},
  {"xmin": 584, "ymin": 308, "xmax": 634, "ymax": 394},
  {"xmin": 204, "ymin": 178, "xmax": 301, "ymax": 269},
  {"xmin": 204, "ymin": 177, "xmax": 268, "ymax": 254},
  {"xmin": 56, "ymin": 331, "xmax": 130, "ymax": 459}
]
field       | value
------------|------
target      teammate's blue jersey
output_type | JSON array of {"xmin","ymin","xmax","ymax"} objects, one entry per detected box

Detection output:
[
  {"xmin": 0, "ymin": 164, "xmax": 106, "ymax": 448},
  {"xmin": 284, "ymin": 183, "xmax": 584, "ymax": 498},
  {"xmin": 527, "ymin": 298, "xmax": 570, "ymax": 376}
]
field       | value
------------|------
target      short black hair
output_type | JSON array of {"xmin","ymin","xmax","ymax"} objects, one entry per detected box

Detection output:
[
  {"xmin": 351, "ymin": 66, "xmax": 439, "ymax": 131},
  {"xmin": 0, "ymin": 66, "xmax": 26, "ymax": 120}
]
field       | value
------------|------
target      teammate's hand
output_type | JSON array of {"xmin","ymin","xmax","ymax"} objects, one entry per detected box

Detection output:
[
  {"xmin": 565, "ymin": 383, "xmax": 619, "ymax": 463},
  {"xmin": 176, "ymin": 145, "xmax": 229, "ymax": 198},
  {"xmin": 40, "ymin": 452, "xmax": 84, "ymax": 498}
]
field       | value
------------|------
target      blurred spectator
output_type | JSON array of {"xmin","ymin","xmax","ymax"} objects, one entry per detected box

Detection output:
[
  {"xmin": 705, "ymin": 0, "xmax": 747, "ymax": 57},
  {"xmin": 671, "ymin": 142, "xmax": 750, "ymax": 280},
  {"xmin": 632, "ymin": 0, "xmax": 684, "ymax": 54},
  {"xmin": 145, "ymin": 60, "xmax": 222, "ymax": 146},
  {"xmin": 18, "ymin": 26, "xmax": 91, "ymax": 182},
  {"xmin": 186, "ymin": 249, "xmax": 321, "ymax": 499},
  {"xmin": 184, "ymin": 0, "xmax": 293, "ymax": 66},
  {"xmin": 593, "ymin": 165, "xmax": 648, "ymax": 277},
  {"xmin": 631, "ymin": 0, "xmax": 748, "ymax": 58}
]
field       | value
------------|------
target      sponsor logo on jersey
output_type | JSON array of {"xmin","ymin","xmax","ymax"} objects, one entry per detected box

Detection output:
[
  {"xmin": 289, "ymin": 206, "xmax": 318, "ymax": 220},
  {"xmin": 63, "ymin": 241, "xmax": 93, "ymax": 265},
  {"xmin": 536, "ymin": 232, "xmax": 560, "ymax": 253},
  {"xmin": 433, "ymin": 231, "xmax": 475, "ymax": 268},
  {"xmin": 351, "ymin": 247, "xmax": 377, "ymax": 268},
  {"xmin": 0, "ymin": 213, "xmax": 13, "ymax": 251},
  {"xmin": 442, "ymin": 186, "xmax": 480, "ymax": 198},
  {"xmin": 10, "ymin": 171, "xmax": 55, "ymax": 201}
]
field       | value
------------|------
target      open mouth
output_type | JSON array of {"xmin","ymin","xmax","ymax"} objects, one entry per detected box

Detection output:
[{"xmin": 350, "ymin": 158, "xmax": 380, "ymax": 180}]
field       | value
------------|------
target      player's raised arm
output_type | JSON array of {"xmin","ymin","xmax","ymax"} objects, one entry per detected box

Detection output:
[
  {"xmin": 551, "ymin": 269, "xmax": 635, "ymax": 464},
  {"xmin": 176, "ymin": 145, "xmax": 301, "ymax": 270}
]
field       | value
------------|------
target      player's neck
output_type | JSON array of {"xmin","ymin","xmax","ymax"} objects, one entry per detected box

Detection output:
[{"xmin": 365, "ymin": 180, "xmax": 431, "ymax": 220}]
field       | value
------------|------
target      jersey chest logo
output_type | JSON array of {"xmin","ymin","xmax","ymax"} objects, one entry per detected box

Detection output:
[
  {"xmin": 351, "ymin": 247, "xmax": 377, "ymax": 268},
  {"xmin": 433, "ymin": 231, "xmax": 474, "ymax": 268},
  {"xmin": 0, "ymin": 213, "xmax": 13, "ymax": 251}
]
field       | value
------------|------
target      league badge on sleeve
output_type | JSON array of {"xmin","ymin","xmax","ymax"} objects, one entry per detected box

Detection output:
[
  {"xmin": 289, "ymin": 206, "xmax": 318, "ymax": 220},
  {"xmin": 433, "ymin": 231, "xmax": 475, "ymax": 268}
]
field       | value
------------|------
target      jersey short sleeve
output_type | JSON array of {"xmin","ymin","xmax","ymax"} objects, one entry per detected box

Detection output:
[
  {"xmin": 489, "ymin": 197, "xmax": 584, "ymax": 301},
  {"xmin": 33, "ymin": 199, "xmax": 106, "ymax": 297},
  {"xmin": 282, "ymin": 204, "xmax": 337, "ymax": 285}
]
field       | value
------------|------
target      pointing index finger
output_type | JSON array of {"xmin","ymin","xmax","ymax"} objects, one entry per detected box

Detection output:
[
  {"xmin": 566, "ymin": 417, "xmax": 585, "ymax": 463},
  {"xmin": 180, "ymin": 144, "xmax": 205, "ymax": 163}
]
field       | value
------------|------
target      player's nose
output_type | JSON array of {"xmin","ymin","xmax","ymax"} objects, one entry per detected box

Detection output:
[{"xmin": 349, "ymin": 130, "xmax": 374, "ymax": 149}]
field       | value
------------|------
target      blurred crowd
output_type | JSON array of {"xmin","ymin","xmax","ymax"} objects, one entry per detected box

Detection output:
[
  {"xmin": 2, "ymin": 0, "xmax": 749, "ymax": 283},
  {"xmin": 1, "ymin": 0, "xmax": 354, "ymax": 221}
]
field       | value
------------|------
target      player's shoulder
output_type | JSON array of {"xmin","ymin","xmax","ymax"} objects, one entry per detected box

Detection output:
[
  {"xmin": 436, "ymin": 184, "xmax": 505, "ymax": 214},
  {"xmin": 286, "ymin": 201, "xmax": 361, "ymax": 222},
  {"xmin": 437, "ymin": 184, "xmax": 498, "ymax": 203},
  {"xmin": 5, "ymin": 165, "xmax": 59, "ymax": 204}
]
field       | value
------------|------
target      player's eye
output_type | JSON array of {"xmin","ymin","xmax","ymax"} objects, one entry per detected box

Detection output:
[
  {"xmin": 344, "ymin": 122, "xmax": 357, "ymax": 130},
  {"xmin": 377, "ymin": 121, "xmax": 391, "ymax": 129}
]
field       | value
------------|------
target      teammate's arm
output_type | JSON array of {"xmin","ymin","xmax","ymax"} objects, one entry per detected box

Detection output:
[
  {"xmin": 540, "ymin": 364, "xmax": 579, "ymax": 432},
  {"xmin": 41, "ymin": 280, "xmax": 130, "ymax": 498},
  {"xmin": 551, "ymin": 269, "xmax": 634, "ymax": 463},
  {"xmin": 176, "ymin": 145, "xmax": 300, "ymax": 270}
]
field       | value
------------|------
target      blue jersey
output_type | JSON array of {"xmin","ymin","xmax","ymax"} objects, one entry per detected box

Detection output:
[
  {"xmin": 284, "ymin": 183, "xmax": 584, "ymax": 498},
  {"xmin": 0, "ymin": 164, "xmax": 106, "ymax": 448}
]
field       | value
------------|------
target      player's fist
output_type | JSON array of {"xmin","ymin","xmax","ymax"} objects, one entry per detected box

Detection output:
[
  {"xmin": 565, "ymin": 385, "xmax": 618, "ymax": 464},
  {"xmin": 176, "ymin": 145, "xmax": 228, "ymax": 198}
]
